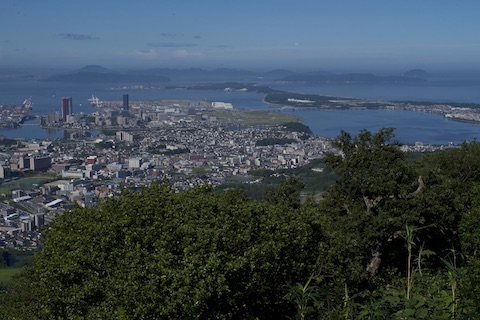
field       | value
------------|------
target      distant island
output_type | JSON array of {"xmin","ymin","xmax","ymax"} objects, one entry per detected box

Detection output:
[
  {"xmin": 41, "ymin": 72, "xmax": 170, "ymax": 83},
  {"xmin": 39, "ymin": 65, "xmax": 431, "ymax": 84},
  {"xmin": 401, "ymin": 69, "xmax": 431, "ymax": 78}
]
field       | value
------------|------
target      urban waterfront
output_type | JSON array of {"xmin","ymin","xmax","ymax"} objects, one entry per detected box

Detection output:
[{"xmin": 1, "ymin": 79, "xmax": 480, "ymax": 144}]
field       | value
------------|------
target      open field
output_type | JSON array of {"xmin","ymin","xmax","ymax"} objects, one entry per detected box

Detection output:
[
  {"xmin": 209, "ymin": 110, "xmax": 302, "ymax": 126},
  {"xmin": 0, "ymin": 175, "xmax": 55, "ymax": 196},
  {"xmin": 0, "ymin": 268, "xmax": 23, "ymax": 283}
]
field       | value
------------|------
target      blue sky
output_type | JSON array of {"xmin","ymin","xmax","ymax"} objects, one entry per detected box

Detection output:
[{"xmin": 1, "ymin": 0, "xmax": 480, "ymax": 72}]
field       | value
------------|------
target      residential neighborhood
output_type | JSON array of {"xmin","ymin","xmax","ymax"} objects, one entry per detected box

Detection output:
[
  {"xmin": 0, "ymin": 100, "xmax": 336, "ymax": 250},
  {"xmin": 0, "ymin": 94, "xmax": 463, "ymax": 251}
]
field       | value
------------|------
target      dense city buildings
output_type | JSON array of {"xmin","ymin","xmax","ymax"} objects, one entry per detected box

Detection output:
[{"xmin": 0, "ymin": 97, "xmax": 462, "ymax": 251}]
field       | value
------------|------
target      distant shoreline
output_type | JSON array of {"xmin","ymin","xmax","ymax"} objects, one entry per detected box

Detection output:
[{"xmin": 174, "ymin": 82, "xmax": 480, "ymax": 123}]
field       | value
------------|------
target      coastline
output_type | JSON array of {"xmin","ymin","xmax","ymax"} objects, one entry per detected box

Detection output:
[
  {"xmin": 179, "ymin": 82, "xmax": 480, "ymax": 124},
  {"xmin": 2, "ymin": 80, "xmax": 480, "ymax": 144}
]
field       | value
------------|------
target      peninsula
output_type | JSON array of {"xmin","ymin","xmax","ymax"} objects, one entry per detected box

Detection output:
[{"xmin": 171, "ymin": 82, "xmax": 480, "ymax": 123}]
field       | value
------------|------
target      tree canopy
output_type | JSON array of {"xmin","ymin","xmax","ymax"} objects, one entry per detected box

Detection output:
[
  {"xmin": 27, "ymin": 184, "xmax": 324, "ymax": 319},
  {"xmin": 2, "ymin": 128, "xmax": 480, "ymax": 319}
]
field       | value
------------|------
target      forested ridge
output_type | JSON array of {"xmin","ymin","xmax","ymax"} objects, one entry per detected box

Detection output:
[{"xmin": 1, "ymin": 128, "xmax": 480, "ymax": 319}]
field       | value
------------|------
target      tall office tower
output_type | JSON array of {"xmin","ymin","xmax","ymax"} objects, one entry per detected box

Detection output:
[
  {"xmin": 123, "ymin": 94, "xmax": 129, "ymax": 111},
  {"xmin": 61, "ymin": 97, "xmax": 73, "ymax": 121}
]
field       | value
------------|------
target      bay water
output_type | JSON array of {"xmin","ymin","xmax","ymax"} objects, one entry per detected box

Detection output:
[{"xmin": 1, "ymin": 79, "xmax": 480, "ymax": 145}]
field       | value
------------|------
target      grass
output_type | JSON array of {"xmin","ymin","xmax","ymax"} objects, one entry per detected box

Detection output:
[
  {"xmin": 208, "ymin": 110, "xmax": 302, "ymax": 126},
  {"xmin": 0, "ymin": 175, "xmax": 55, "ymax": 195},
  {"xmin": 189, "ymin": 167, "xmax": 212, "ymax": 177},
  {"xmin": 0, "ymin": 268, "xmax": 23, "ymax": 283},
  {"xmin": 239, "ymin": 111, "xmax": 302, "ymax": 125}
]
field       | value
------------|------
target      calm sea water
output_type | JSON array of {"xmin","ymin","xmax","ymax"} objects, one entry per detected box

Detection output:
[
  {"xmin": 269, "ymin": 80, "xmax": 480, "ymax": 104},
  {"xmin": 283, "ymin": 109, "xmax": 480, "ymax": 145},
  {"xmin": 1, "ymin": 79, "xmax": 480, "ymax": 144}
]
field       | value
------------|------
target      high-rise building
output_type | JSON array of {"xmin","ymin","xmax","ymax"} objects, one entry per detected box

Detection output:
[
  {"xmin": 46, "ymin": 112, "xmax": 61, "ymax": 124},
  {"xmin": 123, "ymin": 94, "xmax": 129, "ymax": 111},
  {"xmin": 61, "ymin": 97, "xmax": 72, "ymax": 121},
  {"xmin": 116, "ymin": 131, "xmax": 134, "ymax": 142},
  {"xmin": 33, "ymin": 213, "xmax": 45, "ymax": 231},
  {"xmin": 128, "ymin": 157, "xmax": 142, "ymax": 169},
  {"xmin": 19, "ymin": 155, "xmax": 30, "ymax": 169},
  {"xmin": 0, "ymin": 166, "xmax": 11, "ymax": 179},
  {"xmin": 30, "ymin": 156, "xmax": 52, "ymax": 171}
]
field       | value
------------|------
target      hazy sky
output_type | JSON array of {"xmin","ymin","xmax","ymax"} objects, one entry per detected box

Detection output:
[{"xmin": 1, "ymin": 0, "xmax": 480, "ymax": 72}]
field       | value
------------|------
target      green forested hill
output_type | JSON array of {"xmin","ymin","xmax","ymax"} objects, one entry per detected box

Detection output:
[{"xmin": 2, "ymin": 128, "xmax": 480, "ymax": 319}]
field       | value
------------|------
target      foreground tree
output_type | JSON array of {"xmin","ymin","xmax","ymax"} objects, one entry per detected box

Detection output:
[
  {"xmin": 0, "ymin": 270, "xmax": 38, "ymax": 320},
  {"xmin": 320, "ymin": 129, "xmax": 422, "ymax": 282},
  {"xmin": 318, "ymin": 130, "xmax": 480, "ymax": 318},
  {"xmin": 28, "ymin": 183, "xmax": 323, "ymax": 319}
]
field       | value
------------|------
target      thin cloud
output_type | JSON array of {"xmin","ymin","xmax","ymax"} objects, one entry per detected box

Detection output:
[
  {"xmin": 148, "ymin": 42, "xmax": 198, "ymax": 48},
  {"xmin": 174, "ymin": 49, "xmax": 203, "ymax": 57},
  {"xmin": 134, "ymin": 49, "xmax": 160, "ymax": 58},
  {"xmin": 160, "ymin": 32, "xmax": 183, "ymax": 38},
  {"xmin": 60, "ymin": 33, "xmax": 100, "ymax": 41}
]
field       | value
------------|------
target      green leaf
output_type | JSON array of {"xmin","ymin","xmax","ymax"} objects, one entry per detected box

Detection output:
[
  {"xmin": 415, "ymin": 307, "xmax": 429, "ymax": 318},
  {"xmin": 404, "ymin": 308, "xmax": 416, "ymax": 316}
]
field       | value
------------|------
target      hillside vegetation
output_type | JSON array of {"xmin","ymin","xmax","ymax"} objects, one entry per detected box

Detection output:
[{"xmin": 2, "ymin": 128, "xmax": 480, "ymax": 319}]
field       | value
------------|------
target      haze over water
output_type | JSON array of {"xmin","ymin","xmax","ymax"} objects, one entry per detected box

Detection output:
[{"xmin": 1, "ymin": 77, "xmax": 480, "ymax": 145}]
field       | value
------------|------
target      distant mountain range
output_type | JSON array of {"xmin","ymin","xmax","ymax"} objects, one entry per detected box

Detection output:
[
  {"xmin": 42, "ymin": 72, "xmax": 170, "ymax": 83},
  {"xmin": 41, "ymin": 65, "xmax": 170, "ymax": 83},
  {"xmin": 401, "ymin": 69, "xmax": 431, "ymax": 78},
  {"xmin": 40, "ymin": 66, "xmax": 430, "ymax": 84},
  {"xmin": 76, "ymin": 65, "xmax": 113, "ymax": 73},
  {"xmin": 0, "ymin": 72, "xmax": 36, "ymax": 81}
]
